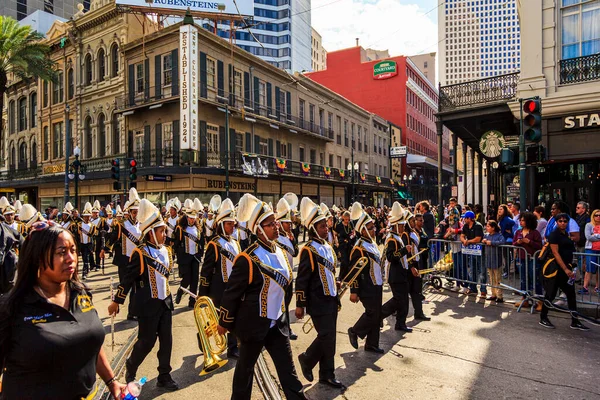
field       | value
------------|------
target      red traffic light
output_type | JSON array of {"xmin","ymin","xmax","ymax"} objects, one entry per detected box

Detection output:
[
  {"xmin": 129, "ymin": 159, "xmax": 137, "ymax": 168},
  {"xmin": 523, "ymin": 99, "xmax": 540, "ymax": 113},
  {"xmin": 111, "ymin": 159, "xmax": 119, "ymax": 167}
]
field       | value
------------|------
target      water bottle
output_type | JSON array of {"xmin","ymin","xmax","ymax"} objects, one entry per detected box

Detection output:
[
  {"xmin": 121, "ymin": 377, "xmax": 147, "ymax": 400},
  {"xmin": 568, "ymin": 268, "xmax": 577, "ymax": 286}
]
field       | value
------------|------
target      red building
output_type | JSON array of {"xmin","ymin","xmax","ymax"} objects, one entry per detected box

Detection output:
[{"xmin": 306, "ymin": 47, "xmax": 452, "ymax": 203}]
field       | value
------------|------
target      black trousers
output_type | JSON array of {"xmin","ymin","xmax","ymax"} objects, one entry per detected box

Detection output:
[
  {"xmin": 352, "ymin": 289, "xmax": 382, "ymax": 347},
  {"xmin": 179, "ymin": 257, "xmax": 200, "ymax": 306},
  {"xmin": 304, "ymin": 311, "xmax": 337, "ymax": 380},
  {"xmin": 541, "ymin": 266, "xmax": 578, "ymax": 321},
  {"xmin": 128, "ymin": 303, "xmax": 173, "ymax": 381},
  {"xmin": 80, "ymin": 243, "xmax": 94, "ymax": 277},
  {"xmin": 118, "ymin": 264, "xmax": 137, "ymax": 318},
  {"xmin": 381, "ymin": 282, "xmax": 409, "ymax": 328},
  {"xmin": 93, "ymin": 237, "xmax": 103, "ymax": 270},
  {"xmin": 232, "ymin": 326, "xmax": 304, "ymax": 400},
  {"xmin": 408, "ymin": 274, "xmax": 424, "ymax": 317}
]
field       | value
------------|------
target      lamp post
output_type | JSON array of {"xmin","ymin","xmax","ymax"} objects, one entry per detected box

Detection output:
[
  {"xmin": 68, "ymin": 146, "xmax": 86, "ymax": 209},
  {"xmin": 63, "ymin": 104, "xmax": 70, "ymax": 206},
  {"xmin": 348, "ymin": 162, "xmax": 359, "ymax": 204}
]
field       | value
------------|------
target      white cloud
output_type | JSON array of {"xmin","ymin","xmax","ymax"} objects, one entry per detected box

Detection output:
[{"xmin": 311, "ymin": 0, "xmax": 439, "ymax": 57}]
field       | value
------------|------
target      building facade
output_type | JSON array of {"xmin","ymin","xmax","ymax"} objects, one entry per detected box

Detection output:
[
  {"xmin": 306, "ymin": 47, "xmax": 452, "ymax": 204},
  {"xmin": 311, "ymin": 27, "xmax": 327, "ymax": 72},
  {"xmin": 438, "ymin": 0, "xmax": 521, "ymax": 85},
  {"xmin": 2, "ymin": 0, "xmax": 88, "ymax": 21},
  {"xmin": 408, "ymin": 52, "xmax": 436, "ymax": 85},
  {"xmin": 510, "ymin": 0, "xmax": 600, "ymax": 208}
]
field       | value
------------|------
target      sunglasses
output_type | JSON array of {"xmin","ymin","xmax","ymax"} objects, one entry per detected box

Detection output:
[{"xmin": 594, "ymin": 214, "xmax": 600, "ymax": 218}]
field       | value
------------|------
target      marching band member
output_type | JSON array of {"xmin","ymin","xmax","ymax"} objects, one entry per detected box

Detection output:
[
  {"xmin": 77, "ymin": 202, "xmax": 97, "ymax": 281},
  {"xmin": 59, "ymin": 202, "xmax": 76, "ymax": 235},
  {"xmin": 295, "ymin": 197, "xmax": 343, "ymax": 388},
  {"xmin": 174, "ymin": 199, "xmax": 204, "ymax": 308},
  {"xmin": 90, "ymin": 201, "xmax": 104, "ymax": 272},
  {"xmin": 234, "ymin": 220, "xmax": 250, "ymax": 251},
  {"xmin": 105, "ymin": 205, "xmax": 114, "ymax": 233},
  {"xmin": 217, "ymin": 194, "xmax": 305, "ymax": 400},
  {"xmin": 321, "ymin": 203, "xmax": 337, "ymax": 247},
  {"xmin": 1, "ymin": 199, "xmax": 23, "ymax": 235},
  {"xmin": 336, "ymin": 210, "xmax": 356, "ymax": 281},
  {"xmin": 204, "ymin": 195, "xmax": 221, "ymax": 241},
  {"xmin": 13, "ymin": 200, "xmax": 23, "ymax": 223},
  {"xmin": 0, "ymin": 199, "xmax": 23, "ymax": 294},
  {"xmin": 380, "ymin": 203, "xmax": 414, "ymax": 332},
  {"xmin": 108, "ymin": 199, "xmax": 179, "ymax": 391},
  {"xmin": 115, "ymin": 204, "xmax": 124, "ymax": 223},
  {"xmin": 406, "ymin": 211, "xmax": 430, "ymax": 321},
  {"xmin": 199, "ymin": 198, "xmax": 241, "ymax": 358},
  {"xmin": 17, "ymin": 204, "xmax": 45, "ymax": 237},
  {"xmin": 164, "ymin": 198, "xmax": 181, "ymax": 248},
  {"xmin": 103, "ymin": 190, "xmax": 142, "ymax": 320},
  {"xmin": 347, "ymin": 202, "xmax": 385, "ymax": 353}
]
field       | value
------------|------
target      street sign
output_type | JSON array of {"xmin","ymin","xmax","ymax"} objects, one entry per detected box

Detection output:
[
  {"xmin": 507, "ymin": 185, "xmax": 520, "ymax": 196},
  {"xmin": 389, "ymin": 146, "xmax": 407, "ymax": 158},
  {"xmin": 452, "ymin": 185, "xmax": 458, "ymax": 197},
  {"xmin": 145, "ymin": 174, "xmax": 173, "ymax": 182}
]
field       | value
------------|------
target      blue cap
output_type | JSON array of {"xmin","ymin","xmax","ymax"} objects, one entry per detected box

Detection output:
[{"xmin": 462, "ymin": 211, "xmax": 475, "ymax": 219}]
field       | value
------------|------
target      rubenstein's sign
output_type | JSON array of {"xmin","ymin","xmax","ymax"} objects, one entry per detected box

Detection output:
[
  {"xmin": 115, "ymin": 0, "xmax": 254, "ymax": 17},
  {"xmin": 180, "ymin": 24, "xmax": 199, "ymax": 151},
  {"xmin": 373, "ymin": 60, "xmax": 398, "ymax": 80}
]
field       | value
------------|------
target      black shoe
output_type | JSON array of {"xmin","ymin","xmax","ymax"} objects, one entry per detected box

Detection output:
[
  {"xmin": 156, "ymin": 378, "xmax": 179, "ymax": 391},
  {"xmin": 347, "ymin": 328, "xmax": 359, "ymax": 349},
  {"xmin": 289, "ymin": 330, "xmax": 298, "ymax": 341},
  {"xmin": 319, "ymin": 377, "xmax": 343, "ymax": 388},
  {"xmin": 539, "ymin": 318, "xmax": 555, "ymax": 329},
  {"xmin": 570, "ymin": 320, "xmax": 590, "ymax": 331},
  {"xmin": 364, "ymin": 345, "xmax": 384, "ymax": 354},
  {"xmin": 227, "ymin": 347, "xmax": 240, "ymax": 358},
  {"xmin": 414, "ymin": 314, "xmax": 431, "ymax": 321},
  {"xmin": 175, "ymin": 288, "xmax": 183, "ymax": 305},
  {"xmin": 395, "ymin": 325, "xmax": 413, "ymax": 332},
  {"xmin": 126, "ymin": 315, "xmax": 137, "ymax": 321},
  {"xmin": 496, "ymin": 298, "xmax": 504, "ymax": 303},
  {"xmin": 188, "ymin": 301, "xmax": 195, "ymax": 309},
  {"xmin": 297, "ymin": 353, "xmax": 314, "ymax": 382},
  {"xmin": 125, "ymin": 359, "xmax": 136, "ymax": 383}
]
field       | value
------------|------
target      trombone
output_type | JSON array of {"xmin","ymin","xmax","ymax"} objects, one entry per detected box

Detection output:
[
  {"xmin": 179, "ymin": 287, "xmax": 229, "ymax": 375},
  {"xmin": 302, "ymin": 256, "xmax": 369, "ymax": 334}
]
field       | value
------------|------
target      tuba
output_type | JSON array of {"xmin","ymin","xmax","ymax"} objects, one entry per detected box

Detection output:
[
  {"xmin": 302, "ymin": 256, "xmax": 369, "ymax": 334},
  {"xmin": 179, "ymin": 287, "xmax": 228, "ymax": 375}
]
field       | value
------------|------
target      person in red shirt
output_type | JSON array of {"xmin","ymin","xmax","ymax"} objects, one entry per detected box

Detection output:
[{"xmin": 513, "ymin": 212, "xmax": 543, "ymax": 309}]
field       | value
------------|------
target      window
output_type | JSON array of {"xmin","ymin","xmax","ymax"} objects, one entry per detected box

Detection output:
[
  {"xmin": 258, "ymin": 80, "xmax": 266, "ymax": 107},
  {"xmin": 206, "ymin": 124, "xmax": 220, "ymax": 165},
  {"xmin": 31, "ymin": 141, "xmax": 37, "ymax": 167},
  {"xmin": 309, "ymin": 149, "xmax": 316, "ymax": 164},
  {"xmin": 134, "ymin": 129, "xmax": 144, "ymax": 156},
  {"xmin": 259, "ymin": 137, "xmax": 268, "ymax": 155},
  {"xmin": 67, "ymin": 119, "xmax": 74, "ymax": 156},
  {"xmin": 18, "ymin": 97, "xmax": 27, "ymax": 131},
  {"xmin": 136, "ymin": 62, "xmax": 144, "ymax": 94},
  {"xmin": 235, "ymin": 132, "xmax": 243, "ymax": 153},
  {"xmin": 344, "ymin": 120, "xmax": 348, "ymax": 147},
  {"xmin": 234, "ymin": 69, "xmax": 243, "ymax": 103},
  {"xmin": 111, "ymin": 44, "xmax": 119, "ymax": 77},
  {"xmin": 337, "ymin": 155, "xmax": 342, "ymax": 168},
  {"xmin": 162, "ymin": 53, "xmax": 172, "ymax": 86},
  {"xmin": 299, "ymin": 99, "xmax": 305, "ymax": 123},
  {"xmin": 85, "ymin": 54, "xmax": 92, "ymax": 86},
  {"xmin": 207, "ymin": 57, "xmax": 216, "ymax": 89},
  {"xmin": 279, "ymin": 142, "xmax": 287, "ymax": 157},
  {"xmin": 53, "ymin": 122, "xmax": 63, "ymax": 159},
  {"xmin": 279, "ymin": 89, "xmax": 287, "ymax": 119},
  {"xmin": 30, "ymin": 93, "xmax": 37, "ymax": 128},
  {"xmin": 8, "ymin": 101, "xmax": 15, "ymax": 134},
  {"xmin": 97, "ymin": 114, "xmax": 106, "ymax": 157},
  {"xmin": 53, "ymin": 71, "xmax": 63, "ymax": 104},
  {"xmin": 98, "ymin": 48, "xmax": 105, "ymax": 82},
  {"xmin": 162, "ymin": 122, "xmax": 173, "ymax": 164},
  {"xmin": 84, "ymin": 117, "xmax": 92, "ymax": 158},
  {"xmin": 561, "ymin": 0, "xmax": 600, "ymax": 59},
  {"xmin": 67, "ymin": 68, "xmax": 74, "ymax": 99},
  {"xmin": 19, "ymin": 142, "xmax": 27, "ymax": 167},
  {"xmin": 43, "ymin": 126, "xmax": 49, "ymax": 160},
  {"xmin": 329, "ymin": 154, "xmax": 334, "ymax": 167},
  {"xmin": 112, "ymin": 115, "xmax": 120, "ymax": 154},
  {"xmin": 309, "ymin": 104, "xmax": 315, "ymax": 127},
  {"xmin": 43, "ymin": 81, "xmax": 48, "ymax": 108},
  {"xmin": 17, "ymin": 0, "xmax": 27, "ymax": 20},
  {"xmin": 328, "ymin": 112, "xmax": 333, "ymax": 133},
  {"xmin": 299, "ymin": 146, "xmax": 305, "ymax": 162}
]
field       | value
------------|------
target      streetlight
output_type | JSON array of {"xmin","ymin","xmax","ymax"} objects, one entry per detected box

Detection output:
[
  {"xmin": 63, "ymin": 104, "xmax": 70, "ymax": 206},
  {"xmin": 348, "ymin": 162, "xmax": 359, "ymax": 203},
  {"xmin": 68, "ymin": 146, "xmax": 86, "ymax": 209}
]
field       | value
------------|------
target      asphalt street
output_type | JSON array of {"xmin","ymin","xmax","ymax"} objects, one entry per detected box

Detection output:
[{"xmin": 90, "ymin": 257, "xmax": 600, "ymax": 400}]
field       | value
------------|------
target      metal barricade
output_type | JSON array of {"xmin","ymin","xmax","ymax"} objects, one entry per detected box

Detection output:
[{"xmin": 424, "ymin": 239, "xmax": 537, "ymax": 299}]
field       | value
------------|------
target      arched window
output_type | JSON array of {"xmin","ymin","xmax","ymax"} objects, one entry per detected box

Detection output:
[
  {"xmin": 84, "ymin": 54, "xmax": 93, "ymax": 86},
  {"xmin": 18, "ymin": 97, "xmax": 27, "ymax": 131},
  {"xmin": 84, "ymin": 116, "xmax": 93, "ymax": 158},
  {"xmin": 19, "ymin": 142, "xmax": 27, "ymax": 168},
  {"xmin": 31, "ymin": 141, "xmax": 38, "ymax": 168},
  {"xmin": 30, "ymin": 92, "xmax": 37, "ymax": 128},
  {"xmin": 98, "ymin": 113, "xmax": 106, "ymax": 157},
  {"xmin": 111, "ymin": 43, "xmax": 119, "ymax": 77},
  {"xmin": 8, "ymin": 100, "xmax": 15, "ymax": 134},
  {"xmin": 67, "ymin": 68, "xmax": 74, "ymax": 99},
  {"xmin": 111, "ymin": 114, "xmax": 120, "ymax": 154},
  {"xmin": 98, "ymin": 48, "xmax": 105, "ymax": 82},
  {"xmin": 10, "ymin": 144, "xmax": 16, "ymax": 168},
  {"xmin": 43, "ymin": 126, "xmax": 49, "ymax": 160}
]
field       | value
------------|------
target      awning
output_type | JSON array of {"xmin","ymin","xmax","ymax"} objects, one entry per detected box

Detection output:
[{"xmin": 407, "ymin": 154, "xmax": 454, "ymax": 174}]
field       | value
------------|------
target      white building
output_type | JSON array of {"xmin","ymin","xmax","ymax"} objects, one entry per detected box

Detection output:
[{"xmin": 438, "ymin": 0, "xmax": 521, "ymax": 85}]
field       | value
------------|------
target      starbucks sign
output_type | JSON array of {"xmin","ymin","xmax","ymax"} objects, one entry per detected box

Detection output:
[
  {"xmin": 373, "ymin": 60, "xmax": 398, "ymax": 80},
  {"xmin": 479, "ymin": 130, "xmax": 506, "ymax": 158}
]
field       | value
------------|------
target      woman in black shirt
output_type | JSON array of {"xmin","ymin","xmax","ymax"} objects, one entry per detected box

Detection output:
[
  {"xmin": 539, "ymin": 214, "xmax": 588, "ymax": 331},
  {"xmin": 0, "ymin": 221, "xmax": 125, "ymax": 399}
]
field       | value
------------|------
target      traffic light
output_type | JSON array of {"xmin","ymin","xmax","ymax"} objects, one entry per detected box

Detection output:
[
  {"xmin": 129, "ymin": 158, "xmax": 137, "ymax": 188},
  {"xmin": 110, "ymin": 159, "xmax": 121, "ymax": 191},
  {"xmin": 523, "ymin": 98, "xmax": 542, "ymax": 142}
]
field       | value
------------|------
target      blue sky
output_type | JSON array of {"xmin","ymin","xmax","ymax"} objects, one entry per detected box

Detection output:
[{"xmin": 312, "ymin": 0, "xmax": 441, "ymax": 57}]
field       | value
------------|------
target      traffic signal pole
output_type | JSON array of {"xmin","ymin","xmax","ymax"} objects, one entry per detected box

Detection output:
[{"xmin": 519, "ymin": 98, "xmax": 526, "ymax": 210}]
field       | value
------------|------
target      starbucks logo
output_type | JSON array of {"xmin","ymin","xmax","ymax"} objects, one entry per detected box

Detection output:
[{"xmin": 479, "ymin": 130, "xmax": 506, "ymax": 158}]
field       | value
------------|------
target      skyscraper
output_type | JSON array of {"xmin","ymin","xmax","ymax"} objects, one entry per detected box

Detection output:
[
  {"xmin": 438, "ymin": 0, "xmax": 521, "ymax": 85},
  {"xmin": 1, "ymin": 0, "xmax": 89, "ymax": 21}
]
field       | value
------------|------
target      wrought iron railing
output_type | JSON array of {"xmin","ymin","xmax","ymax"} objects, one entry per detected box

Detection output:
[
  {"xmin": 439, "ymin": 72, "xmax": 519, "ymax": 112},
  {"xmin": 0, "ymin": 166, "xmax": 42, "ymax": 181},
  {"xmin": 115, "ymin": 85, "xmax": 179, "ymax": 109},
  {"xmin": 559, "ymin": 53, "xmax": 600, "ymax": 85}
]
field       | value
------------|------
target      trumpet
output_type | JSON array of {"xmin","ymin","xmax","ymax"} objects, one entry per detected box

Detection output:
[
  {"xmin": 302, "ymin": 256, "xmax": 369, "ymax": 334},
  {"xmin": 179, "ymin": 287, "xmax": 228, "ymax": 375}
]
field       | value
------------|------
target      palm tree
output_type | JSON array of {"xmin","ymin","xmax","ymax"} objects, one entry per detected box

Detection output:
[{"xmin": 0, "ymin": 15, "xmax": 56, "ymax": 166}]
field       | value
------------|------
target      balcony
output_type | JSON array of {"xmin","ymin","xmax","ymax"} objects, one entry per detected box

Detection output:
[
  {"xmin": 0, "ymin": 165, "xmax": 42, "ymax": 181},
  {"xmin": 115, "ymin": 85, "xmax": 179, "ymax": 110},
  {"xmin": 560, "ymin": 53, "xmax": 600, "ymax": 85},
  {"xmin": 439, "ymin": 72, "xmax": 519, "ymax": 113}
]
